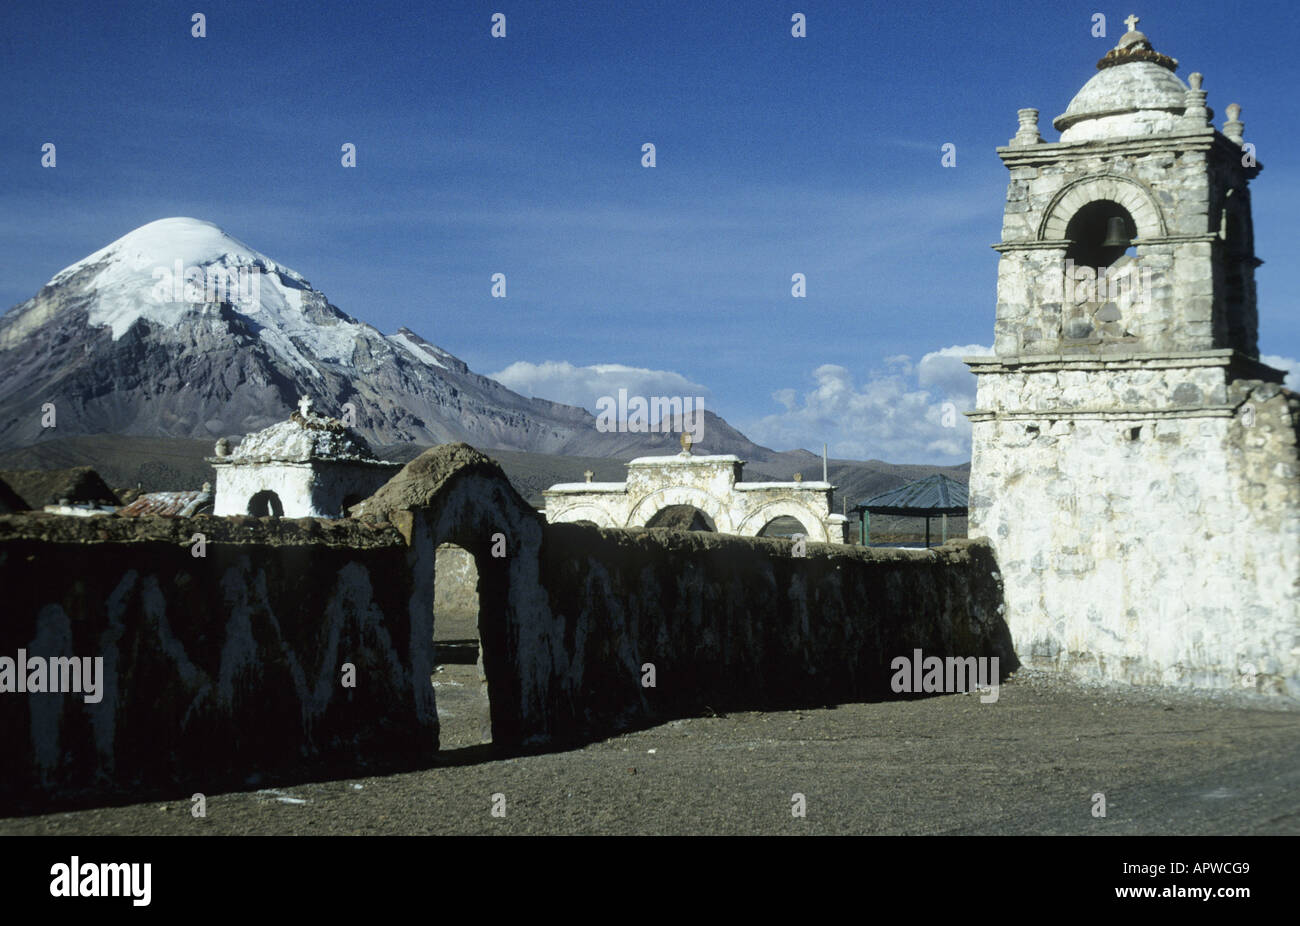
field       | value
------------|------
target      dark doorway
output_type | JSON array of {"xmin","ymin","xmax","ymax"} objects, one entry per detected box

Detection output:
[
  {"xmin": 645, "ymin": 505, "xmax": 716, "ymax": 531},
  {"xmin": 247, "ymin": 490, "xmax": 283, "ymax": 518}
]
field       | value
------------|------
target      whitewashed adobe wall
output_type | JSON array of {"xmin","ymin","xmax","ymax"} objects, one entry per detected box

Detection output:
[
  {"xmin": 213, "ymin": 461, "xmax": 395, "ymax": 518},
  {"xmin": 213, "ymin": 462, "xmax": 314, "ymax": 517}
]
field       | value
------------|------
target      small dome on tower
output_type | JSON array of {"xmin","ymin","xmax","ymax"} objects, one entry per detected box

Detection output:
[{"xmin": 1054, "ymin": 16, "xmax": 1188, "ymax": 143}]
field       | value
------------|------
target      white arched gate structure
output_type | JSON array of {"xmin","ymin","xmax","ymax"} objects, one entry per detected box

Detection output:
[{"xmin": 543, "ymin": 453, "xmax": 848, "ymax": 543}]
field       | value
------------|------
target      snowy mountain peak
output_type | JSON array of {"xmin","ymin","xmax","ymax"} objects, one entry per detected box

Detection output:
[
  {"xmin": 51, "ymin": 217, "xmax": 301, "ymax": 288},
  {"xmin": 35, "ymin": 217, "xmax": 369, "ymax": 368}
]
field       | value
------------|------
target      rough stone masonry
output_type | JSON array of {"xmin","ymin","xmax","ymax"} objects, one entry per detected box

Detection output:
[{"xmin": 966, "ymin": 19, "xmax": 1300, "ymax": 698}]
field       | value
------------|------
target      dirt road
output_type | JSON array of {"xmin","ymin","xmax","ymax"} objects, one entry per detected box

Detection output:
[{"xmin": 3, "ymin": 671, "xmax": 1296, "ymax": 835}]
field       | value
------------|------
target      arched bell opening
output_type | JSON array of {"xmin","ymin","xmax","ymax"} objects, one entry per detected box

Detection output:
[
  {"xmin": 1064, "ymin": 199, "xmax": 1136, "ymax": 270},
  {"xmin": 1063, "ymin": 200, "xmax": 1141, "ymax": 341}
]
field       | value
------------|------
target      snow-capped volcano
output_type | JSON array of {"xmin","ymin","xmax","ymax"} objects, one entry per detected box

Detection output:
[
  {"xmin": 39, "ymin": 218, "xmax": 364, "ymax": 369},
  {"xmin": 0, "ymin": 218, "xmax": 771, "ymax": 459}
]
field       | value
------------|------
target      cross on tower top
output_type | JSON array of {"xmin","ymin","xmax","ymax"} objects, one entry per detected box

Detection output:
[
  {"xmin": 1124, "ymin": 13, "xmax": 1140, "ymax": 32},
  {"xmin": 297, "ymin": 395, "xmax": 312, "ymax": 416}
]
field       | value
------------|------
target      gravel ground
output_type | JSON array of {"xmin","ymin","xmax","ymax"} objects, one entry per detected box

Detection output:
[{"xmin": 2, "ymin": 670, "xmax": 1296, "ymax": 836}]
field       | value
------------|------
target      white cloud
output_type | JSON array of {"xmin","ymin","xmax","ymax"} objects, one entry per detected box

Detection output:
[
  {"xmin": 491, "ymin": 345, "xmax": 994, "ymax": 464},
  {"xmin": 741, "ymin": 344, "xmax": 993, "ymax": 464},
  {"xmin": 917, "ymin": 344, "xmax": 995, "ymax": 396},
  {"xmin": 488, "ymin": 360, "xmax": 711, "ymax": 414},
  {"xmin": 1260, "ymin": 354, "xmax": 1299, "ymax": 390}
]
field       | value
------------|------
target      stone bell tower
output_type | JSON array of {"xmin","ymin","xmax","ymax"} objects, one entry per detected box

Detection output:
[{"xmin": 967, "ymin": 17, "xmax": 1300, "ymax": 697}]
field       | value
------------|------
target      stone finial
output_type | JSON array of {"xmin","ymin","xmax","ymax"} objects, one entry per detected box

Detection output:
[
  {"xmin": 1011, "ymin": 108, "xmax": 1043, "ymax": 146},
  {"xmin": 214, "ymin": 437, "xmax": 231, "ymax": 457},
  {"xmin": 1223, "ymin": 103, "xmax": 1244, "ymax": 144},
  {"xmin": 1180, "ymin": 72, "xmax": 1210, "ymax": 127},
  {"xmin": 1097, "ymin": 15, "xmax": 1177, "ymax": 71},
  {"xmin": 583, "ymin": 469, "xmax": 594, "ymax": 483},
  {"xmin": 200, "ymin": 481, "xmax": 212, "ymax": 494},
  {"xmin": 679, "ymin": 431, "xmax": 693, "ymax": 455},
  {"xmin": 1117, "ymin": 18, "xmax": 1148, "ymax": 49},
  {"xmin": 793, "ymin": 472, "xmax": 803, "ymax": 483}
]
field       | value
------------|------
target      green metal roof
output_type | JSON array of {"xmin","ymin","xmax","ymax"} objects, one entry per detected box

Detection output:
[{"xmin": 854, "ymin": 474, "xmax": 968, "ymax": 516}]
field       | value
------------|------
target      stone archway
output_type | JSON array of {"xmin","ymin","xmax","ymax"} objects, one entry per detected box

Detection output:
[
  {"xmin": 756, "ymin": 515, "xmax": 809, "ymax": 538},
  {"xmin": 626, "ymin": 486, "xmax": 732, "ymax": 532},
  {"xmin": 545, "ymin": 504, "xmax": 618, "ymax": 528},
  {"xmin": 432, "ymin": 542, "xmax": 490, "ymax": 749},
  {"xmin": 644, "ymin": 504, "xmax": 717, "ymax": 531},
  {"xmin": 545, "ymin": 454, "xmax": 846, "ymax": 542},
  {"xmin": 351, "ymin": 443, "xmax": 550, "ymax": 750},
  {"xmin": 736, "ymin": 500, "xmax": 831, "ymax": 542},
  {"xmin": 1038, "ymin": 174, "xmax": 1167, "ymax": 242}
]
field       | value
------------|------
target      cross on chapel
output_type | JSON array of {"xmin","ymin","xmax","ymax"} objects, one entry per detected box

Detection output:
[
  {"xmin": 298, "ymin": 395, "xmax": 312, "ymax": 416},
  {"xmin": 1124, "ymin": 14, "xmax": 1140, "ymax": 32}
]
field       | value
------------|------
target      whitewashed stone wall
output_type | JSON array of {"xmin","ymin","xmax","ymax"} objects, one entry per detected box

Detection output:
[
  {"xmin": 970, "ymin": 358, "xmax": 1300, "ymax": 697},
  {"xmin": 544, "ymin": 454, "xmax": 847, "ymax": 542},
  {"xmin": 213, "ymin": 461, "xmax": 396, "ymax": 518},
  {"xmin": 213, "ymin": 462, "xmax": 316, "ymax": 517}
]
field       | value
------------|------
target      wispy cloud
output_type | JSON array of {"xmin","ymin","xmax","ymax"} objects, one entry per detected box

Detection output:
[
  {"xmin": 741, "ymin": 344, "xmax": 993, "ymax": 463},
  {"xmin": 488, "ymin": 360, "xmax": 711, "ymax": 413},
  {"xmin": 493, "ymin": 344, "xmax": 993, "ymax": 464}
]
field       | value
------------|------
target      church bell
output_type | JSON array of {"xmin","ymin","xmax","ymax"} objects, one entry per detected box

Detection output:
[{"xmin": 1101, "ymin": 216, "xmax": 1131, "ymax": 248}]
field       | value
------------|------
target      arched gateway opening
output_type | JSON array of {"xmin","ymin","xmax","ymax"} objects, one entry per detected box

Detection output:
[
  {"xmin": 644, "ymin": 505, "xmax": 716, "ymax": 531},
  {"xmin": 757, "ymin": 515, "xmax": 809, "ymax": 539},
  {"xmin": 353, "ymin": 442, "xmax": 557, "ymax": 752},
  {"xmin": 432, "ymin": 543, "xmax": 491, "ymax": 750}
]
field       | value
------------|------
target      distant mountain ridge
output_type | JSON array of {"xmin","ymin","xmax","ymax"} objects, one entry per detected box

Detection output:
[{"xmin": 0, "ymin": 217, "xmax": 784, "ymax": 461}]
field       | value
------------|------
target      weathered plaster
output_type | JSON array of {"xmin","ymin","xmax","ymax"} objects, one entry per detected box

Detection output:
[{"xmin": 544, "ymin": 453, "xmax": 849, "ymax": 542}]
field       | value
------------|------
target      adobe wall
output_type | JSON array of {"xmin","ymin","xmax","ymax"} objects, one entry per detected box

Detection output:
[
  {"xmin": 0, "ymin": 444, "xmax": 1014, "ymax": 810},
  {"xmin": 529, "ymin": 527, "xmax": 1014, "ymax": 744},
  {"xmin": 361, "ymin": 445, "xmax": 1015, "ymax": 748},
  {"xmin": 0, "ymin": 513, "xmax": 432, "ymax": 813}
]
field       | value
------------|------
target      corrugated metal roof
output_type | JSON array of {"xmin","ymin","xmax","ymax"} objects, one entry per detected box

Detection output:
[
  {"xmin": 118, "ymin": 490, "xmax": 212, "ymax": 518},
  {"xmin": 855, "ymin": 474, "xmax": 968, "ymax": 514}
]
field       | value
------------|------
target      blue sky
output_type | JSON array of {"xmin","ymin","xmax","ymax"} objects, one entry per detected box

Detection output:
[{"xmin": 2, "ymin": 0, "xmax": 1297, "ymax": 463}]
